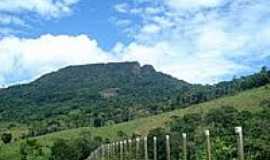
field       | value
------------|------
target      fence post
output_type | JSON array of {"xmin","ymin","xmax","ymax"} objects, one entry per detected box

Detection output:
[
  {"xmin": 112, "ymin": 142, "xmax": 115, "ymax": 155},
  {"xmin": 94, "ymin": 148, "xmax": 98, "ymax": 160},
  {"xmin": 182, "ymin": 133, "xmax": 187, "ymax": 160},
  {"xmin": 108, "ymin": 143, "xmax": 111, "ymax": 160},
  {"xmin": 117, "ymin": 142, "xmax": 119, "ymax": 153},
  {"xmin": 166, "ymin": 135, "xmax": 171, "ymax": 160},
  {"xmin": 102, "ymin": 145, "xmax": 105, "ymax": 160},
  {"xmin": 235, "ymin": 127, "xmax": 244, "ymax": 160},
  {"xmin": 124, "ymin": 140, "xmax": 128, "ymax": 160},
  {"xmin": 205, "ymin": 130, "xmax": 212, "ymax": 160},
  {"xmin": 116, "ymin": 142, "xmax": 119, "ymax": 159},
  {"xmin": 153, "ymin": 136, "xmax": 157, "ymax": 160},
  {"xmin": 106, "ymin": 144, "xmax": 108, "ymax": 160},
  {"xmin": 136, "ymin": 138, "xmax": 140, "ymax": 159},
  {"xmin": 128, "ymin": 139, "xmax": 132, "ymax": 159},
  {"xmin": 120, "ymin": 141, "xmax": 124, "ymax": 160},
  {"xmin": 144, "ymin": 136, "xmax": 149, "ymax": 160},
  {"xmin": 97, "ymin": 148, "xmax": 100, "ymax": 160},
  {"xmin": 114, "ymin": 142, "xmax": 117, "ymax": 157}
]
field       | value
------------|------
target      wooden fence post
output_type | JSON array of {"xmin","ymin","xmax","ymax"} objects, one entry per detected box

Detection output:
[
  {"xmin": 182, "ymin": 133, "xmax": 187, "ymax": 160},
  {"xmin": 136, "ymin": 138, "xmax": 140, "ymax": 159},
  {"xmin": 128, "ymin": 139, "xmax": 132, "ymax": 158},
  {"xmin": 205, "ymin": 130, "xmax": 212, "ymax": 160},
  {"xmin": 102, "ymin": 145, "xmax": 105, "ymax": 160},
  {"xmin": 124, "ymin": 140, "xmax": 128, "ymax": 160},
  {"xmin": 166, "ymin": 135, "xmax": 171, "ymax": 160},
  {"xmin": 99, "ymin": 147, "xmax": 102, "ymax": 160},
  {"xmin": 117, "ymin": 141, "xmax": 120, "ymax": 152},
  {"xmin": 107, "ymin": 144, "xmax": 110, "ymax": 160},
  {"xmin": 116, "ymin": 142, "xmax": 119, "ymax": 159},
  {"xmin": 153, "ymin": 136, "xmax": 157, "ymax": 160},
  {"xmin": 95, "ymin": 147, "xmax": 98, "ymax": 160},
  {"xmin": 112, "ymin": 142, "xmax": 115, "ymax": 155},
  {"xmin": 235, "ymin": 127, "xmax": 244, "ymax": 160},
  {"xmin": 120, "ymin": 141, "xmax": 123, "ymax": 160},
  {"xmin": 144, "ymin": 136, "xmax": 148, "ymax": 160}
]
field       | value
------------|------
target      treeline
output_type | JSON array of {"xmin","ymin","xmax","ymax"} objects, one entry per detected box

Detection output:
[{"xmin": 172, "ymin": 66, "xmax": 270, "ymax": 108}]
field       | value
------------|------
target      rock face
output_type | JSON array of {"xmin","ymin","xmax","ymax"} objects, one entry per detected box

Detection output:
[{"xmin": 142, "ymin": 65, "xmax": 156, "ymax": 74}]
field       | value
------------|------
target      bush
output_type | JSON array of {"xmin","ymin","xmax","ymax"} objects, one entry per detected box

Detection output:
[
  {"xmin": 1, "ymin": 132, "xmax": 12, "ymax": 144},
  {"xmin": 50, "ymin": 131, "xmax": 99, "ymax": 160},
  {"xmin": 20, "ymin": 139, "xmax": 47, "ymax": 160}
]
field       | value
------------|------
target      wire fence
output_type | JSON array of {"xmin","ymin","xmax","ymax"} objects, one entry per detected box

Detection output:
[{"xmin": 86, "ymin": 127, "xmax": 245, "ymax": 160}]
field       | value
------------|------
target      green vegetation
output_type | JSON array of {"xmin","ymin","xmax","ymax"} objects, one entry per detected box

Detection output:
[
  {"xmin": 1, "ymin": 84, "xmax": 270, "ymax": 160},
  {"xmin": 0, "ymin": 62, "xmax": 269, "ymax": 139},
  {"xmin": 0, "ymin": 62, "xmax": 191, "ymax": 136},
  {"xmin": 146, "ymin": 105, "xmax": 270, "ymax": 159},
  {"xmin": 1, "ymin": 132, "xmax": 12, "ymax": 144}
]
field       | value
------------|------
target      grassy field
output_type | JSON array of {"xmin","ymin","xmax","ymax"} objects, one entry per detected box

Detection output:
[{"xmin": 0, "ymin": 85, "xmax": 270, "ymax": 160}]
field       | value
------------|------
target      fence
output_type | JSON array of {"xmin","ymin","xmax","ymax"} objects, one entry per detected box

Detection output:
[{"xmin": 86, "ymin": 126, "xmax": 244, "ymax": 160}]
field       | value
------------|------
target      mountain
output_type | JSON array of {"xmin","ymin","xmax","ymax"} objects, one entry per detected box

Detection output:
[
  {"xmin": 0, "ymin": 62, "xmax": 192, "ymax": 127},
  {"xmin": 0, "ymin": 62, "xmax": 190, "ymax": 104},
  {"xmin": 0, "ymin": 62, "xmax": 269, "ymax": 137}
]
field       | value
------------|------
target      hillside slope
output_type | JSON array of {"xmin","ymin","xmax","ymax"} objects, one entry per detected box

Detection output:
[
  {"xmin": 1, "ymin": 84, "xmax": 269, "ymax": 160},
  {"xmin": 0, "ymin": 62, "xmax": 191, "ymax": 122},
  {"xmin": 0, "ymin": 62, "xmax": 269, "ymax": 139}
]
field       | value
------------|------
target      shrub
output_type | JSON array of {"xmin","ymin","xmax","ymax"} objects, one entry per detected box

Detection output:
[{"xmin": 1, "ymin": 132, "xmax": 12, "ymax": 144}]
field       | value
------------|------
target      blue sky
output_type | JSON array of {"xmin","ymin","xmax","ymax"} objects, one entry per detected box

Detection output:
[{"xmin": 0, "ymin": 0, "xmax": 270, "ymax": 86}]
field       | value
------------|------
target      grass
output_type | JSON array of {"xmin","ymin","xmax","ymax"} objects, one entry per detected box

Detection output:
[{"xmin": 1, "ymin": 85, "xmax": 270, "ymax": 160}]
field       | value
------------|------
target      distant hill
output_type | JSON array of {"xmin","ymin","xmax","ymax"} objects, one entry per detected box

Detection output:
[
  {"xmin": 0, "ymin": 62, "xmax": 269, "ymax": 137},
  {"xmin": 0, "ymin": 62, "xmax": 190, "ymax": 105},
  {"xmin": 0, "ymin": 62, "xmax": 192, "ymax": 128}
]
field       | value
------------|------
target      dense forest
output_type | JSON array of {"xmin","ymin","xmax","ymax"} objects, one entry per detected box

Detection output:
[{"xmin": 0, "ymin": 62, "xmax": 269, "ymax": 138}]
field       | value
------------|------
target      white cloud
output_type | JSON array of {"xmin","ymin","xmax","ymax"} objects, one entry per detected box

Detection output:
[
  {"xmin": 165, "ymin": 0, "xmax": 225, "ymax": 10},
  {"xmin": 114, "ymin": 3, "xmax": 129, "ymax": 13},
  {"xmin": 0, "ymin": 34, "xmax": 113, "ymax": 85},
  {"xmin": 0, "ymin": 0, "xmax": 79, "ymax": 18},
  {"xmin": 116, "ymin": 41, "xmax": 246, "ymax": 84},
  {"xmin": 141, "ymin": 24, "xmax": 161, "ymax": 34},
  {"xmin": 0, "ymin": 14, "xmax": 26, "ymax": 26},
  {"xmin": 111, "ymin": 0, "xmax": 270, "ymax": 84},
  {"xmin": 144, "ymin": 7, "xmax": 163, "ymax": 15},
  {"xmin": 1, "ymin": 0, "xmax": 270, "ymax": 86}
]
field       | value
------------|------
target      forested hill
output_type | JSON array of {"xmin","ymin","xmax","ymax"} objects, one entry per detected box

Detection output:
[
  {"xmin": 0, "ymin": 62, "xmax": 269, "ymax": 137},
  {"xmin": 0, "ymin": 62, "xmax": 192, "ymax": 126},
  {"xmin": 0, "ymin": 61, "xmax": 190, "ymax": 106}
]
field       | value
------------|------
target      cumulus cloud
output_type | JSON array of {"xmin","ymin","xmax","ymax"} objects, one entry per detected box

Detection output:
[
  {"xmin": 117, "ymin": 41, "xmax": 246, "ymax": 84},
  {"xmin": 0, "ymin": 34, "xmax": 112, "ymax": 85},
  {"xmin": 111, "ymin": 0, "xmax": 270, "ymax": 83},
  {"xmin": 1, "ymin": 0, "xmax": 270, "ymax": 86}
]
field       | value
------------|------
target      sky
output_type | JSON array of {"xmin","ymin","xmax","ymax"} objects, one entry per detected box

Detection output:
[{"xmin": 0, "ymin": 0, "xmax": 270, "ymax": 86}]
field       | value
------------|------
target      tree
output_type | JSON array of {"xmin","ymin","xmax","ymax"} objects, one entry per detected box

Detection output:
[
  {"xmin": 50, "ymin": 139, "xmax": 79, "ymax": 160},
  {"xmin": 1, "ymin": 132, "xmax": 12, "ymax": 144},
  {"xmin": 50, "ymin": 132, "xmax": 99, "ymax": 160},
  {"xmin": 20, "ymin": 139, "xmax": 46, "ymax": 160}
]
